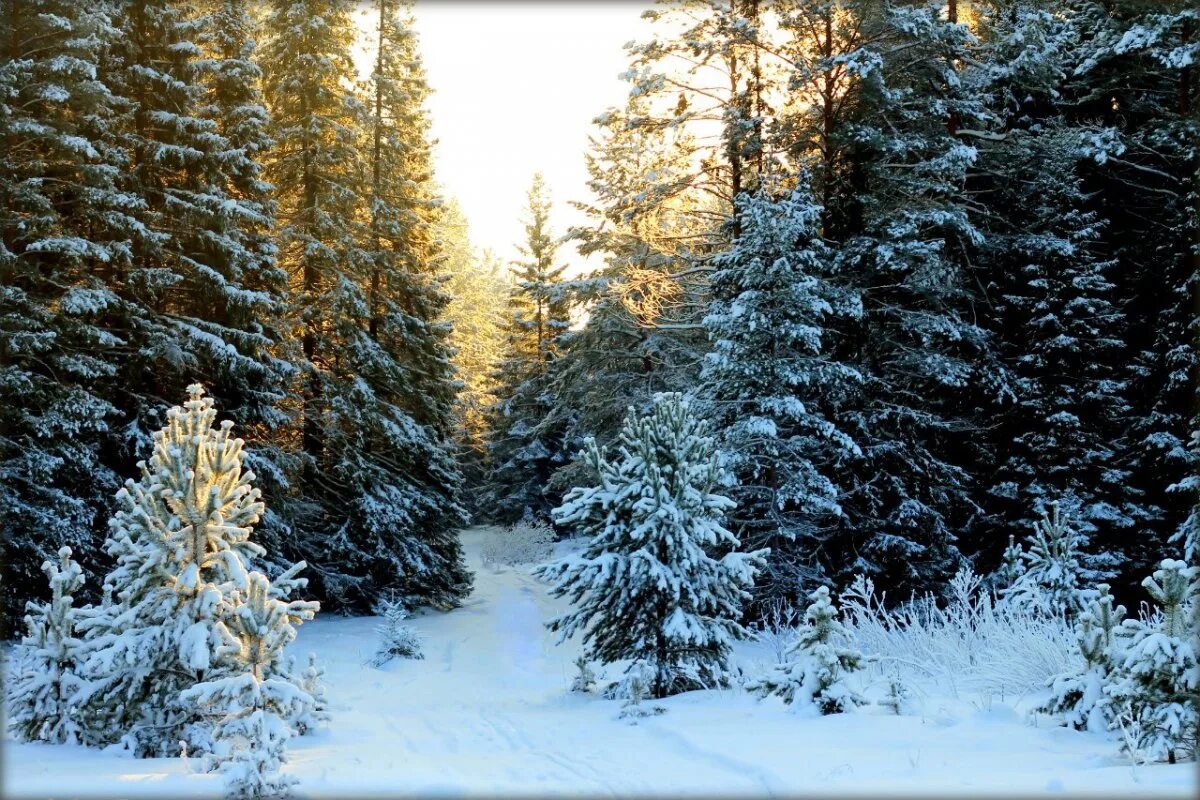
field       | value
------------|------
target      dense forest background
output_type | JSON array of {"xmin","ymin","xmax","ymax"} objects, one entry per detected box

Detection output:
[{"xmin": 2, "ymin": 0, "xmax": 1196, "ymax": 630}]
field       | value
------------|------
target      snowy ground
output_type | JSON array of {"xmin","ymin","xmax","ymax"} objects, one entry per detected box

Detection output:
[{"xmin": 6, "ymin": 527, "xmax": 1197, "ymax": 798}]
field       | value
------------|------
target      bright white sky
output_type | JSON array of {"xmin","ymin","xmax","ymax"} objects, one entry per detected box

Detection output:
[{"xmin": 404, "ymin": 2, "xmax": 652, "ymax": 273}]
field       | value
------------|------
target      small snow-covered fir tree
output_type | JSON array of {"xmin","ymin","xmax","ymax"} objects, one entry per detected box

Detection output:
[
  {"xmin": 7, "ymin": 547, "xmax": 86, "ymax": 744},
  {"xmin": 183, "ymin": 571, "xmax": 318, "ymax": 798},
  {"xmin": 76, "ymin": 386, "xmax": 299, "ymax": 756},
  {"xmin": 995, "ymin": 535, "xmax": 1025, "ymax": 591},
  {"xmin": 293, "ymin": 653, "xmax": 329, "ymax": 735},
  {"xmin": 1106, "ymin": 559, "xmax": 1198, "ymax": 763},
  {"xmin": 370, "ymin": 597, "xmax": 424, "ymax": 666},
  {"xmin": 746, "ymin": 586, "xmax": 866, "ymax": 714},
  {"xmin": 1039, "ymin": 584, "xmax": 1126, "ymax": 732},
  {"xmin": 1004, "ymin": 501, "xmax": 1092, "ymax": 618},
  {"xmin": 535, "ymin": 393, "xmax": 766, "ymax": 699}
]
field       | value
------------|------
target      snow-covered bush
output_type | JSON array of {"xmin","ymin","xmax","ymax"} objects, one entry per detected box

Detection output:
[
  {"xmin": 7, "ymin": 547, "xmax": 86, "ymax": 744},
  {"xmin": 747, "ymin": 586, "xmax": 866, "ymax": 714},
  {"xmin": 183, "ymin": 572, "xmax": 318, "ymax": 799},
  {"xmin": 841, "ymin": 569, "xmax": 1077, "ymax": 698},
  {"xmin": 73, "ymin": 385, "xmax": 316, "ymax": 757},
  {"xmin": 371, "ymin": 597, "xmax": 424, "ymax": 666},
  {"xmin": 1038, "ymin": 583, "xmax": 1126, "ymax": 732},
  {"xmin": 480, "ymin": 522, "xmax": 555, "ymax": 568},
  {"xmin": 536, "ymin": 393, "xmax": 766, "ymax": 699},
  {"xmin": 751, "ymin": 597, "xmax": 800, "ymax": 665},
  {"xmin": 1004, "ymin": 501, "xmax": 1092, "ymax": 618},
  {"xmin": 1106, "ymin": 559, "xmax": 1198, "ymax": 763}
]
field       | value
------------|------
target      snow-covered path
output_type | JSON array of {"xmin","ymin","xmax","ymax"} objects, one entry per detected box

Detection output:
[{"xmin": 5, "ymin": 527, "xmax": 1197, "ymax": 798}]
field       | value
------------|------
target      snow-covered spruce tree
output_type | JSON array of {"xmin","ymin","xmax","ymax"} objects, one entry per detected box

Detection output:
[
  {"xmin": 7, "ymin": 547, "xmax": 86, "ymax": 744},
  {"xmin": 702, "ymin": 182, "xmax": 861, "ymax": 604},
  {"xmin": 546, "ymin": 91, "xmax": 709, "ymax": 505},
  {"xmin": 260, "ymin": 0, "xmax": 469, "ymax": 610},
  {"xmin": 973, "ymin": 121, "xmax": 1133, "ymax": 582},
  {"xmin": 1039, "ymin": 584, "xmax": 1127, "ymax": 732},
  {"xmin": 99, "ymin": 0, "xmax": 292, "ymax": 481},
  {"xmin": 76, "ymin": 386, "xmax": 281, "ymax": 756},
  {"xmin": 746, "ymin": 586, "xmax": 865, "ymax": 715},
  {"xmin": 183, "ymin": 571, "xmax": 317, "ymax": 799},
  {"xmin": 1004, "ymin": 501, "xmax": 1093, "ymax": 618},
  {"xmin": 535, "ymin": 393, "xmax": 766, "ymax": 699},
  {"xmin": 485, "ymin": 173, "xmax": 573, "ymax": 524},
  {"xmin": 0, "ymin": 0, "xmax": 135, "ymax": 629},
  {"xmin": 1106, "ymin": 559, "xmax": 1199, "ymax": 764},
  {"xmin": 370, "ymin": 596, "xmax": 424, "ymax": 666},
  {"xmin": 831, "ymin": 0, "xmax": 997, "ymax": 597}
]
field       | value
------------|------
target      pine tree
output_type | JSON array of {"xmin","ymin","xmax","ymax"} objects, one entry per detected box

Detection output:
[
  {"xmin": 1039, "ymin": 583, "xmax": 1126, "ymax": 732},
  {"xmin": 535, "ymin": 393, "xmax": 766, "ymax": 699},
  {"xmin": 7, "ymin": 547, "xmax": 86, "ymax": 744},
  {"xmin": 702, "ymin": 183, "xmax": 861, "ymax": 604},
  {"xmin": 0, "ymin": 0, "xmax": 133, "ymax": 628},
  {"xmin": 76, "ymin": 386, "xmax": 286, "ymax": 756},
  {"xmin": 747, "ymin": 585, "xmax": 865, "ymax": 714},
  {"xmin": 1107, "ymin": 559, "xmax": 1199, "ymax": 763},
  {"xmin": 549, "ymin": 94, "xmax": 710, "ymax": 501},
  {"xmin": 182, "ymin": 571, "xmax": 318, "ymax": 798},
  {"xmin": 485, "ymin": 174, "xmax": 573, "ymax": 523},
  {"xmin": 1004, "ymin": 501, "xmax": 1094, "ymax": 618}
]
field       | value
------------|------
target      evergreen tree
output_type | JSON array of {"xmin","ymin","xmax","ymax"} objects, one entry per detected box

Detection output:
[
  {"xmin": 260, "ymin": 0, "xmax": 469, "ymax": 609},
  {"xmin": 1107, "ymin": 559, "xmax": 1199, "ymax": 763},
  {"xmin": 747, "ymin": 585, "xmax": 866, "ymax": 715},
  {"xmin": 702, "ymin": 183, "xmax": 861, "ymax": 604},
  {"xmin": 75, "ymin": 386, "xmax": 300, "ymax": 756},
  {"xmin": 1039, "ymin": 583, "xmax": 1126, "ymax": 732},
  {"xmin": 1004, "ymin": 501, "xmax": 1094, "ymax": 618},
  {"xmin": 347, "ymin": 0, "xmax": 470, "ymax": 608},
  {"xmin": 485, "ymin": 174, "xmax": 572, "ymax": 523},
  {"xmin": 549, "ymin": 94, "xmax": 711, "ymax": 501},
  {"xmin": 7, "ymin": 546, "xmax": 86, "ymax": 744},
  {"xmin": 0, "ymin": 0, "xmax": 133, "ymax": 627},
  {"xmin": 182, "ymin": 571, "xmax": 318, "ymax": 799},
  {"xmin": 832, "ymin": 1, "xmax": 996, "ymax": 594},
  {"xmin": 100, "ymin": 0, "xmax": 291, "ymax": 466},
  {"xmin": 535, "ymin": 393, "xmax": 766, "ymax": 699}
]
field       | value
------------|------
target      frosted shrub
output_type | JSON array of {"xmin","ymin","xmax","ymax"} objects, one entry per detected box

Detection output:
[
  {"xmin": 751, "ymin": 597, "xmax": 800, "ymax": 665},
  {"xmin": 841, "ymin": 569, "xmax": 1077, "ymax": 698},
  {"xmin": 747, "ymin": 587, "xmax": 866, "ymax": 714},
  {"xmin": 480, "ymin": 522, "xmax": 556, "ymax": 568},
  {"xmin": 371, "ymin": 597, "xmax": 424, "ymax": 666}
]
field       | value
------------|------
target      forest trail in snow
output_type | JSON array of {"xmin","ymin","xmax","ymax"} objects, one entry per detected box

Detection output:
[{"xmin": 5, "ymin": 527, "xmax": 1196, "ymax": 798}]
